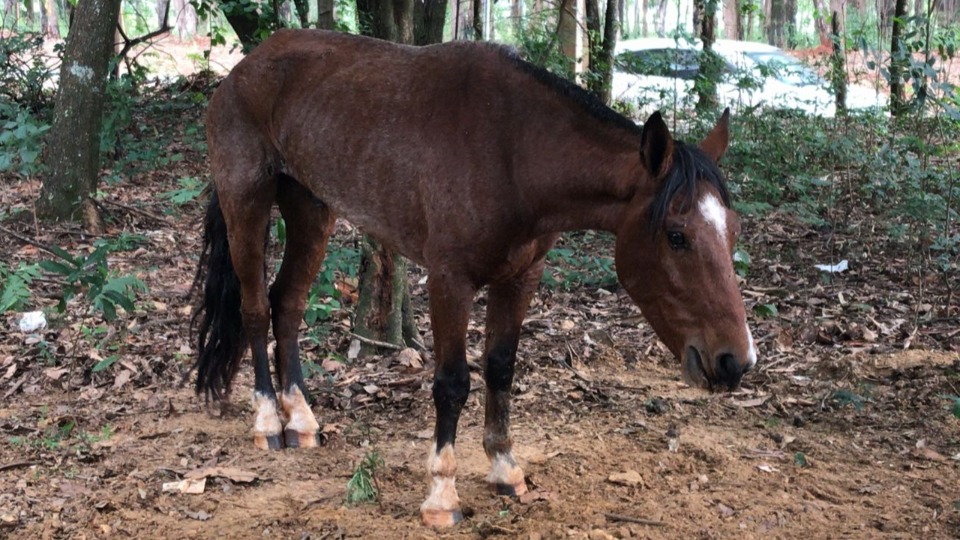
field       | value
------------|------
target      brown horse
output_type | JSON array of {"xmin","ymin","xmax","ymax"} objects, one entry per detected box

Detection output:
[{"xmin": 193, "ymin": 29, "xmax": 757, "ymax": 527}]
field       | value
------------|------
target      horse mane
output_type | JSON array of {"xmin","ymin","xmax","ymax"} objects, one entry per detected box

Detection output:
[
  {"xmin": 499, "ymin": 48, "xmax": 643, "ymax": 136},
  {"xmin": 648, "ymin": 141, "xmax": 731, "ymax": 234},
  {"xmin": 495, "ymin": 46, "xmax": 728, "ymax": 232}
]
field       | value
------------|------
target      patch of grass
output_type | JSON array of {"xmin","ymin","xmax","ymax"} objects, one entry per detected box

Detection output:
[{"xmin": 345, "ymin": 450, "xmax": 384, "ymax": 505}]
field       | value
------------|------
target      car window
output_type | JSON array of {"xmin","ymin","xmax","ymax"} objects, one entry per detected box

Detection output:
[
  {"xmin": 615, "ymin": 48, "xmax": 700, "ymax": 80},
  {"xmin": 744, "ymin": 52, "xmax": 821, "ymax": 86}
]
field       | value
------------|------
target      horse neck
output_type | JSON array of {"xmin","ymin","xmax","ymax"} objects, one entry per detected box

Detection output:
[{"xmin": 524, "ymin": 126, "xmax": 645, "ymax": 236}]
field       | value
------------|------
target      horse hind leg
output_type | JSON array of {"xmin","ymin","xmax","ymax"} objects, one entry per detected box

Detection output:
[
  {"xmin": 207, "ymin": 129, "xmax": 283, "ymax": 450},
  {"xmin": 482, "ymin": 253, "xmax": 550, "ymax": 496},
  {"xmin": 270, "ymin": 175, "xmax": 334, "ymax": 449}
]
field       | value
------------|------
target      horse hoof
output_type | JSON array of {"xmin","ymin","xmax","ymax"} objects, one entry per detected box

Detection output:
[
  {"xmin": 254, "ymin": 433, "xmax": 284, "ymax": 450},
  {"xmin": 283, "ymin": 429, "xmax": 318, "ymax": 449},
  {"xmin": 493, "ymin": 480, "xmax": 528, "ymax": 497},
  {"xmin": 420, "ymin": 508, "xmax": 463, "ymax": 528}
]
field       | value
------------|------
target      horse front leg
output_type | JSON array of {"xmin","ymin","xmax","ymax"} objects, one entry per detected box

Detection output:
[
  {"xmin": 420, "ymin": 272, "xmax": 475, "ymax": 527},
  {"xmin": 482, "ymin": 257, "xmax": 546, "ymax": 496}
]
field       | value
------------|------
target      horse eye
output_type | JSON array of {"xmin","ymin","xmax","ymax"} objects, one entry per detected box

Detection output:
[{"xmin": 667, "ymin": 231, "xmax": 687, "ymax": 249}]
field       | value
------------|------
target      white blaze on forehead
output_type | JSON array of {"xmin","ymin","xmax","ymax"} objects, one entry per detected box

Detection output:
[
  {"xmin": 745, "ymin": 323, "xmax": 757, "ymax": 368},
  {"xmin": 698, "ymin": 193, "xmax": 728, "ymax": 242}
]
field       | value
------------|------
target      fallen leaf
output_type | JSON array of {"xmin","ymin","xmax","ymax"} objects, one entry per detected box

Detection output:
[
  {"xmin": 186, "ymin": 510, "xmax": 212, "ymax": 521},
  {"xmin": 914, "ymin": 447, "xmax": 947, "ymax": 462},
  {"xmin": 397, "ymin": 348, "xmax": 423, "ymax": 369},
  {"xmin": 732, "ymin": 396, "xmax": 769, "ymax": 408},
  {"xmin": 113, "ymin": 369, "xmax": 132, "ymax": 389},
  {"xmin": 44, "ymin": 368, "xmax": 68, "ymax": 381},
  {"xmin": 58, "ymin": 481, "xmax": 92, "ymax": 498},
  {"xmin": 607, "ymin": 470, "xmax": 644, "ymax": 486},
  {"xmin": 526, "ymin": 450, "xmax": 562, "ymax": 464},
  {"xmin": 162, "ymin": 478, "xmax": 206, "ymax": 494},
  {"xmin": 347, "ymin": 339, "xmax": 361, "ymax": 360},
  {"xmin": 184, "ymin": 466, "xmax": 258, "ymax": 483},
  {"xmin": 322, "ymin": 358, "xmax": 344, "ymax": 373}
]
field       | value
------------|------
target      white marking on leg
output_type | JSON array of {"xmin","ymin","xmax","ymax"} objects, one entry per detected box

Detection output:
[
  {"xmin": 252, "ymin": 392, "xmax": 282, "ymax": 437},
  {"xmin": 420, "ymin": 444, "xmax": 461, "ymax": 526},
  {"xmin": 486, "ymin": 453, "xmax": 527, "ymax": 494},
  {"xmin": 280, "ymin": 386, "xmax": 320, "ymax": 435},
  {"xmin": 745, "ymin": 323, "xmax": 757, "ymax": 368},
  {"xmin": 698, "ymin": 192, "xmax": 728, "ymax": 241}
]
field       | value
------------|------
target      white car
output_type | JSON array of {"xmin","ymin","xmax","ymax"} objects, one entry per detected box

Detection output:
[{"xmin": 612, "ymin": 38, "xmax": 886, "ymax": 117}]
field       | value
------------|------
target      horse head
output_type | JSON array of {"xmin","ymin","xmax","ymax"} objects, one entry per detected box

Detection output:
[{"xmin": 615, "ymin": 110, "xmax": 756, "ymax": 391}]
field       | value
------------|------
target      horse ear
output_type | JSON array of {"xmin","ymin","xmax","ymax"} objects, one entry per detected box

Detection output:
[
  {"xmin": 640, "ymin": 111, "xmax": 674, "ymax": 179},
  {"xmin": 700, "ymin": 108, "xmax": 730, "ymax": 163}
]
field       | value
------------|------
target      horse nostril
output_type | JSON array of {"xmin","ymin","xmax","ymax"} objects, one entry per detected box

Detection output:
[{"xmin": 716, "ymin": 353, "xmax": 744, "ymax": 386}]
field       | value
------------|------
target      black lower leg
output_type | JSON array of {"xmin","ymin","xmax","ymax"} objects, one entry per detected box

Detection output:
[
  {"xmin": 433, "ymin": 361, "xmax": 471, "ymax": 451},
  {"xmin": 483, "ymin": 343, "xmax": 517, "ymax": 454}
]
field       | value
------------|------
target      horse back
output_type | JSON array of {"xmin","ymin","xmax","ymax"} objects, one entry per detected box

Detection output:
[{"xmin": 207, "ymin": 30, "xmax": 557, "ymax": 278}]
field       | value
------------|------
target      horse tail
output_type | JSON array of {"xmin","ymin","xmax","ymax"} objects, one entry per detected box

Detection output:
[{"xmin": 192, "ymin": 190, "xmax": 245, "ymax": 400}]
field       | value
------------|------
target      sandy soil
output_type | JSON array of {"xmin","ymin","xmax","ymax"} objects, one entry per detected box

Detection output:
[{"xmin": 2, "ymin": 333, "xmax": 959, "ymax": 539}]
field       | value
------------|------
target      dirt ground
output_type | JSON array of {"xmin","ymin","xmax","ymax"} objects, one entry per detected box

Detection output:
[{"xmin": 2, "ymin": 38, "xmax": 960, "ymax": 540}]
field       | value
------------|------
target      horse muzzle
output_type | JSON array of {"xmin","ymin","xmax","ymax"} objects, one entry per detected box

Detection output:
[{"xmin": 682, "ymin": 346, "xmax": 752, "ymax": 392}]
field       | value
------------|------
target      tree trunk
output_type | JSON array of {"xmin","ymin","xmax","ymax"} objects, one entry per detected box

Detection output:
[
  {"xmin": 784, "ymin": 0, "xmax": 796, "ymax": 46},
  {"xmin": 174, "ymin": 0, "xmax": 198, "ymax": 40},
  {"xmin": 617, "ymin": 0, "xmax": 624, "ymax": 37},
  {"xmin": 830, "ymin": 10, "xmax": 847, "ymax": 114},
  {"xmin": 4, "ymin": 0, "xmax": 18, "ymax": 27},
  {"xmin": 318, "ymin": 0, "xmax": 335, "ymax": 29},
  {"xmin": 414, "ymin": 0, "xmax": 447, "ymax": 44},
  {"xmin": 641, "ymin": 0, "xmax": 648, "ymax": 36},
  {"xmin": 766, "ymin": 0, "xmax": 785, "ymax": 46},
  {"xmin": 454, "ymin": 0, "xmax": 474, "ymax": 40},
  {"xmin": 812, "ymin": 0, "xmax": 831, "ymax": 47},
  {"xmin": 511, "ymin": 0, "xmax": 523, "ymax": 25},
  {"xmin": 354, "ymin": 237, "xmax": 407, "ymax": 355},
  {"xmin": 397, "ymin": 0, "xmax": 414, "ymax": 42},
  {"xmin": 42, "ymin": 0, "xmax": 60, "ymax": 38},
  {"xmin": 473, "ymin": 0, "xmax": 482, "ymax": 39},
  {"xmin": 38, "ymin": 0, "xmax": 123, "ymax": 226},
  {"xmin": 696, "ymin": 0, "xmax": 719, "ymax": 110},
  {"xmin": 586, "ymin": 0, "xmax": 600, "ymax": 68},
  {"xmin": 594, "ymin": 0, "xmax": 619, "ymax": 103},
  {"xmin": 221, "ymin": 2, "xmax": 264, "ymax": 50},
  {"xmin": 353, "ymin": 0, "xmax": 421, "ymax": 356},
  {"xmin": 722, "ymin": 0, "xmax": 739, "ymax": 39},
  {"xmin": 559, "ymin": 0, "xmax": 586, "ymax": 74},
  {"xmin": 654, "ymin": 0, "xmax": 667, "ymax": 36},
  {"xmin": 24, "ymin": 0, "xmax": 34, "ymax": 24},
  {"xmin": 357, "ymin": 0, "xmax": 411, "ymax": 41},
  {"xmin": 889, "ymin": 0, "xmax": 908, "ymax": 115},
  {"xmin": 828, "ymin": 0, "xmax": 844, "ymax": 33},
  {"xmin": 292, "ymin": 0, "xmax": 309, "ymax": 27}
]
